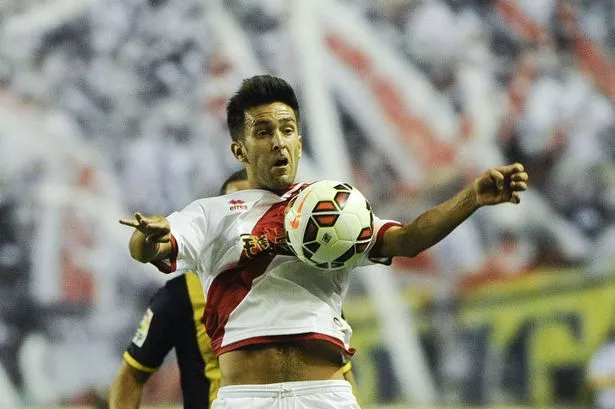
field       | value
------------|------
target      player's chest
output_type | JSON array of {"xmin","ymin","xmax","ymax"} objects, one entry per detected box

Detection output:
[{"xmin": 223, "ymin": 196, "xmax": 295, "ymax": 261}]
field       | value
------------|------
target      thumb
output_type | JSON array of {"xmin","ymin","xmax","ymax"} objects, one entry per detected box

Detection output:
[
  {"xmin": 489, "ymin": 169, "xmax": 504, "ymax": 191},
  {"xmin": 511, "ymin": 191, "xmax": 521, "ymax": 204}
]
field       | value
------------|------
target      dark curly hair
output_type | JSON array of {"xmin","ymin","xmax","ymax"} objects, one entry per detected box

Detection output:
[{"xmin": 226, "ymin": 75, "xmax": 300, "ymax": 141}]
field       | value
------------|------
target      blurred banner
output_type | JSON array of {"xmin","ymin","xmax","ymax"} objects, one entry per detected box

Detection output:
[
  {"xmin": 460, "ymin": 269, "xmax": 613, "ymax": 407},
  {"xmin": 346, "ymin": 267, "xmax": 615, "ymax": 406}
]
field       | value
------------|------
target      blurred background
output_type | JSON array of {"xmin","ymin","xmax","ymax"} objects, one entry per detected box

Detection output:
[{"xmin": 1, "ymin": 0, "xmax": 615, "ymax": 408}]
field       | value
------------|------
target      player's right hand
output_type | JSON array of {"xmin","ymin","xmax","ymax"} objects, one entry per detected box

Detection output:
[{"xmin": 119, "ymin": 212, "xmax": 171, "ymax": 243}]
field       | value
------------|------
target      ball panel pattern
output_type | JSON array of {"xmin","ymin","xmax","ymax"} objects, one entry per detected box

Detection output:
[{"xmin": 313, "ymin": 214, "xmax": 339, "ymax": 227}]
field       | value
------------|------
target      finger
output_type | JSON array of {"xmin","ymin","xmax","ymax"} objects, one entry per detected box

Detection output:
[
  {"xmin": 496, "ymin": 162, "xmax": 524, "ymax": 175},
  {"xmin": 510, "ymin": 181, "xmax": 528, "ymax": 191},
  {"xmin": 511, "ymin": 172, "xmax": 529, "ymax": 182},
  {"xmin": 511, "ymin": 191, "xmax": 520, "ymax": 204},
  {"xmin": 145, "ymin": 233, "xmax": 171, "ymax": 243},
  {"xmin": 134, "ymin": 212, "xmax": 145, "ymax": 224},
  {"xmin": 144, "ymin": 221, "xmax": 170, "ymax": 233},
  {"xmin": 489, "ymin": 169, "xmax": 504, "ymax": 190},
  {"xmin": 119, "ymin": 219, "xmax": 139, "ymax": 227}
]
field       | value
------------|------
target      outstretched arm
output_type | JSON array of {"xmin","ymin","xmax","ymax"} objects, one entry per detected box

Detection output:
[
  {"xmin": 377, "ymin": 163, "xmax": 529, "ymax": 258},
  {"xmin": 108, "ymin": 361, "xmax": 151, "ymax": 409},
  {"xmin": 119, "ymin": 212, "xmax": 173, "ymax": 263}
]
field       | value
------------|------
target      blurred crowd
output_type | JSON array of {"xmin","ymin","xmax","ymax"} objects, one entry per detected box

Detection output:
[{"xmin": 1, "ymin": 0, "xmax": 615, "ymax": 406}]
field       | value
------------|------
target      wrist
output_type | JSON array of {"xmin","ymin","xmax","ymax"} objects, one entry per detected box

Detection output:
[{"xmin": 463, "ymin": 182, "xmax": 480, "ymax": 211}]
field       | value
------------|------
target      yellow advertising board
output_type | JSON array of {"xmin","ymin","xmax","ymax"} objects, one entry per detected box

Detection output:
[
  {"xmin": 460, "ymin": 269, "xmax": 615, "ymax": 406},
  {"xmin": 344, "ymin": 268, "xmax": 614, "ymax": 406}
]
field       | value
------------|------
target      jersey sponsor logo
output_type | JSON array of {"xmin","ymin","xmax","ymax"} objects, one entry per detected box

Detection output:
[
  {"xmin": 240, "ymin": 234, "xmax": 290, "ymax": 259},
  {"xmin": 228, "ymin": 199, "xmax": 248, "ymax": 212},
  {"xmin": 132, "ymin": 308, "xmax": 154, "ymax": 348}
]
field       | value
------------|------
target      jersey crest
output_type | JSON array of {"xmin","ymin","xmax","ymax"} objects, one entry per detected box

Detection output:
[{"xmin": 239, "ymin": 197, "xmax": 298, "ymax": 261}]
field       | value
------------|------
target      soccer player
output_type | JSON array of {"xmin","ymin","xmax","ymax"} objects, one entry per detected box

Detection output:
[
  {"xmin": 110, "ymin": 168, "xmax": 359, "ymax": 409},
  {"xmin": 120, "ymin": 75, "xmax": 528, "ymax": 409}
]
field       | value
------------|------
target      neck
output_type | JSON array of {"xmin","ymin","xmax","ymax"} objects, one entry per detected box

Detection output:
[{"xmin": 248, "ymin": 177, "xmax": 292, "ymax": 194}]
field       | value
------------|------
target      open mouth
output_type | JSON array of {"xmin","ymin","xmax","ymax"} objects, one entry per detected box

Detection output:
[{"xmin": 273, "ymin": 157, "xmax": 289, "ymax": 167}]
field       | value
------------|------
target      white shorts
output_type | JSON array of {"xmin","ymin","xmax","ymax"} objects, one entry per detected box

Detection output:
[{"xmin": 212, "ymin": 380, "xmax": 360, "ymax": 409}]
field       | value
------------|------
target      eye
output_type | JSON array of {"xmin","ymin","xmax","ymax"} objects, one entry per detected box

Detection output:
[
  {"xmin": 283, "ymin": 127, "xmax": 295, "ymax": 135},
  {"xmin": 256, "ymin": 129, "xmax": 271, "ymax": 138}
]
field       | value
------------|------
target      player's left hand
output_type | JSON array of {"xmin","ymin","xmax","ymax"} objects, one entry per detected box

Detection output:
[
  {"xmin": 119, "ymin": 212, "xmax": 171, "ymax": 243},
  {"xmin": 473, "ymin": 163, "xmax": 528, "ymax": 206}
]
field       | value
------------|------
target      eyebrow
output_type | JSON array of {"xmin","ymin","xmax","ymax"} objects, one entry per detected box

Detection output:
[
  {"xmin": 252, "ymin": 119, "xmax": 273, "ymax": 128},
  {"xmin": 279, "ymin": 117, "xmax": 297, "ymax": 125}
]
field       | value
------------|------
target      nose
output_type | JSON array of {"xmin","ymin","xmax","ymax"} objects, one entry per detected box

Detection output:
[{"xmin": 272, "ymin": 130, "xmax": 286, "ymax": 151}]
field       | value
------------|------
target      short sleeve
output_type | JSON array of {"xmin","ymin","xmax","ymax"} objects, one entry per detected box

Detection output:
[
  {"xmin": 124, "ymin": 285, "xmax": 181, "ymax": 372},
  {"xmin": 355, "ymin": 215, "xmax": 402, "ymax": 267},
  {"xmin": 152, "ymin": 199, "xmax": 209, "ymax": 274}
]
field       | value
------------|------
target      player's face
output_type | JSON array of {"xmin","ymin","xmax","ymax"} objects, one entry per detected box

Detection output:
[{"xmin": 232, "ymin": 102, "xmax": 302, "ymax": 191}]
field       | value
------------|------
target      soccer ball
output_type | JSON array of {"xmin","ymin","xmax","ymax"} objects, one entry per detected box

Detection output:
[{"xmin": 284, "ymin": 180, "xmax": 374, "ymax": 270}]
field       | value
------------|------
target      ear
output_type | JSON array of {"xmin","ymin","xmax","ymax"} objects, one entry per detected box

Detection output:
[
  {"xmin": 231, "ymin": 141, "xmax": 248, "ymax": 163},
  {"xmin": 298, "ymin": 134, "xmax": 303, "ymax": 158}
]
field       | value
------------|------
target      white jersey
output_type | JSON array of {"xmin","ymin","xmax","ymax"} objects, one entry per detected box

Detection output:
[{"xmin": 153, "ymin": 183, "xmax": 400, "ymax": 357}]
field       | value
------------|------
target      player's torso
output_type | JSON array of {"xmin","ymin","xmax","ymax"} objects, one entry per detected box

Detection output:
[{"xmin": 195, "ymin": 186, "xmax": 353, "ymax": 356}]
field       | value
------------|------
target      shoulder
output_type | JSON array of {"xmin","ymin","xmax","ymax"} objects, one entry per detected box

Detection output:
[
  {"xmin": 220, "ymin": 189, "xmax": 276, "ymax": 202},
  {"xmin": 177, "ymin": 197, "xmax": 217, "ymax": 213},
  {"xmin": 217, "ymin": 189, "xmax": 287, "ymax": 213},
  {"xmin": 213, "ymin": 184, "xmax": 308, "ymax": 202},
  {"xmin": 184, "ymin": 191, "xmax": 271, "ymax": 213}
]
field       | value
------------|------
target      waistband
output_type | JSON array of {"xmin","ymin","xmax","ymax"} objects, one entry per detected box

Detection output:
[{"xmin": 217, "ymin": 380, "xmax": 351, "ymax": 398}]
